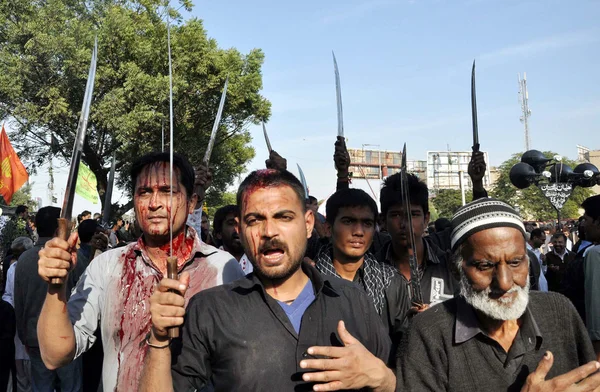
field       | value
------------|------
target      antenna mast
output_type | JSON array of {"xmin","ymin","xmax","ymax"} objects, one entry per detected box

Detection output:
[{"xmin": 518, "ymin": 72, "xmax": 532, "ymax": 150}]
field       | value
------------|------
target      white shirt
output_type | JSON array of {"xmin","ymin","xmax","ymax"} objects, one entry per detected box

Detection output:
[
  {"xmin": 68, "ymin": 227, "xmax": 244, "ymax": 391},
  {"xmin": 219, "ymin": 246, "xmax": 253, "ymax": 275},
  {"xmin": 187, "ymin": 208, "xmax": 204, "ymax": 235}
]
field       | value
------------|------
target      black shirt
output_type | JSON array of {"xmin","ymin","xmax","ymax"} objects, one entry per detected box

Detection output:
[
  {"xmin": 171, "ymin": 262, "xmax": 392, "ymax": 392},
  {"xmin": 376, "ymin": 239, "xmax": 457, "ymax": 305}
]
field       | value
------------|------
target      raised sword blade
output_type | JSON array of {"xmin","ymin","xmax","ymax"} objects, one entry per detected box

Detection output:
[{"xmin": 203, "ymin": 76, "xmax": 229, "ymax": 165}]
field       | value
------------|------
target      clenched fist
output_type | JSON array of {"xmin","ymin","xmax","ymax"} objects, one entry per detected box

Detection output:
[
  {"xmin": 194, "ymin": 165, "xmax": 213, "ymax": 203},
  {"xmin": 265, "ymin": 150, "xmax": 287, "ymax": 171},
  {"xmin": 38, "ymin": 233, "xmax": 78, "ymax": 285},
  {"xmin": 149, "ymin": 272, "xmax": 190, "ymax": 342},
  {"xmin": 334, "ymin": 136, "xmax": 350, "ymax": 175}
]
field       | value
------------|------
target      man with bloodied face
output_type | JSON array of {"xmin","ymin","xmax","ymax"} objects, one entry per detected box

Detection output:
[
  {"xmin": 140, "ymin": 169, "xmax": 396, "ymax": 391},
  {"xmin": 35, "ymin": 152, "xmax": 244, "ymax": 391}
]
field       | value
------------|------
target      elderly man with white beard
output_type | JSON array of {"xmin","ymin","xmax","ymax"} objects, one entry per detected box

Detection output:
[{"xmin": 397, "ymin": 198, "xmax": 600, "ymax": 391}]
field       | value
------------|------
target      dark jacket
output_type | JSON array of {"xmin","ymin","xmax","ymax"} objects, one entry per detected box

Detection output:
[
  {"xmin": 545, "ymin": 250, "xmax": 575, "ymax": 292},
  {"xmin": 527, "ymin": 249, "xmax": 541, "ymax": 291},
  {"xmin": 14, "ymin": 237, "xmax": 78, "ymax": 347}
]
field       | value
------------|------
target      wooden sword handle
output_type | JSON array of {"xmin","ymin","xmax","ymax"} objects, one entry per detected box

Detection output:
[
  {"xmin": 50, "ymin": 218, "xmax": 73, "ymax": 285},
  {"xmin": 167, "ymin": 256, "xmax": 180, "ymax": 339}
]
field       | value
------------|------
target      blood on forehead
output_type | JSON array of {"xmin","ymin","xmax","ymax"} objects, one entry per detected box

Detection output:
[
  {"xmin": 239, "ymin": 178, "xmax": 306, "ymax": 216},
  {"xmin": 135, "ymin": 162, "xmax": 183, "ymax": 192}
]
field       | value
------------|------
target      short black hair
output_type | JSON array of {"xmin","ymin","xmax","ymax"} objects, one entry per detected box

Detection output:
[
  {"xmin": 380, "ymin": 172, "xmax": 429, "ymax": 217},
  {"xmin": 434, "ymin": 218, "xmax": 452, "ymax": 232},
  {"xmin": 530, "ymin": 228, "xmax": 544, "ymax": 239},
  {"xmin": 81, "ymin": 210, "xmax": 91, "ymax": 217},
  {"xmin": 78, "ymin": 219, "xmax": 101, "ymax": 243},
  {"xmin": 130, "ymin": 152, "xmax": 195, "ymax": 198},
  {"xmin": 308, "ymin": 196, "xmax": 318, "ymax": 204},
  {"xmin": 213, "ymin": 205, "xmax": 240, "ymax": 235},
  {"xmin": 552, "ymin": 232, "xmax": 567, "ymax": 242},
  {"xmin": 15, "ymin": 205, "xmax": 28, "ymax": 215},
  {"xmin": 237, "ymin": 169, "xmax": 306, "ymax": 212},
  {"xmin": 325, "ymin": 189, "xmax": 377, "ymax": 225},
  {"xmin": 36, "ymin": 206, "xmax": 61, "ymax": 237},
  {"xmin": 202, "ymin": 210, "xmax": 208, "ymax": 218},
  {"xmin": 582, "ymin": 195, "xmax": 600, "ymax": 222}
]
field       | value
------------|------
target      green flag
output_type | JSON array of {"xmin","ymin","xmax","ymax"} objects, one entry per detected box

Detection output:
[{"xmin": 76, "ymin": 163, "xmax": 99, "ymax": 204}]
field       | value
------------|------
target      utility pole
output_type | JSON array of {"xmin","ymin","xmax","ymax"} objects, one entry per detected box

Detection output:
[{"xmin": 518, "ymin": 73, "xmax": 532, "ymax": 151}]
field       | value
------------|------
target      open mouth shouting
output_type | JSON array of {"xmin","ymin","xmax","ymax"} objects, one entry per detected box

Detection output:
[{"xmin": 259, "ymin": 240, "xmax": 288, "ymax": 265}]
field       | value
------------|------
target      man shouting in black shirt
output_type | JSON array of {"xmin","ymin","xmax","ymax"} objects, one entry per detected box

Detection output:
[{"xmin": 140, "ymin": 169, "xmax": 395, "ymax": 392}]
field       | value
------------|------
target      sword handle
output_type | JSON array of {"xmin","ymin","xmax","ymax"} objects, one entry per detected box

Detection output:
[
  {"xmin": 50, "ymin": 218, "xmax": 73, "ymax": 285},
  {"xmin": 167, "ymin": 256, "xmax": 180, "ymax": 339}
]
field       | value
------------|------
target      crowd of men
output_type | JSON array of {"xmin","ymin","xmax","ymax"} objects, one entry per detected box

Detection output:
[{"xmin": 0, "ymin": 138, "xmax": 599, "ymax": 391}]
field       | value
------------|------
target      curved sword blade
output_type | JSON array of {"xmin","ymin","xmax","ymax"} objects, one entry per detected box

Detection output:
[
  {"xmin": 333, "ymin": 51, "xmax": 344, "ymax": 138},
  {"xmin": 203, "ymin": 76, "xmax": 229, "ymax": 165},
  {"xmin": 297, "ymin": 164, "xmax": 309, "ymax": 201},
  {"xmin": 262, "ymin": 121, "xmax": 272, "ymax": 152},
  {"xmin": 471, "ymin": 60, "xmax": 479, "ymax": 151},
  {"xmin": 61, "ymin": 37, "xmax": 98, "ymax": 221}
]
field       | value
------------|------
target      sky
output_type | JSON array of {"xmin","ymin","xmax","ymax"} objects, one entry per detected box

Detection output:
[{"xmin": 28, "ymin": 0, "xmax": 600, "ymax": 214}]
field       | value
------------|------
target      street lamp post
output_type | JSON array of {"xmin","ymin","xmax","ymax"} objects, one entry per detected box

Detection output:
[{"xmin": 509, "ymin": 150, "xmax": 600, "ymax": 229}]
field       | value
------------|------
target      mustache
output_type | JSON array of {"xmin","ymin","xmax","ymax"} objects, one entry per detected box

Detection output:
[{"xmin": 258, "ymin": 238, "xmax": 288, "ymax": 254}]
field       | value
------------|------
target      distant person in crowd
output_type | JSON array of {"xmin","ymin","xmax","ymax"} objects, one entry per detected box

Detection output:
[
  {"xmin": 527, "ymin": 228, "xmax": 548, "ymax": 292},
  {"xmin": 434, "ymin": 218, "xmax": 451, "ymax": 234},
  {"xmin": 581, "ymin": 195, "xmax": 600, "ymax": 361},
  {"xmin": 212, "ymin": 204, "xmax": 252, "ymax": 274},
  {"xmin": 377, "ymin": 172, "xmax": 456, "ymax": 307},
  {"xmin": 2, "ymin": 236, "xmax": 34, "ymax": 392},
  {"xmin": 573, "ymin": 216, "xmax": 593, "ymax": 255},
  {"xmin": 397, "ymin": 198, "xmax": 600, "ymax": 391},
  {"xmin": 80, "ymin": 210, "xmax": 91, "ymax": 221},
  {"xmin": 14, "ymin": 207, "xmax": 83, "ymax": 392},
  {"xmin": 545, "ymin": 232, "xmax": 575, "ymax": 292}
]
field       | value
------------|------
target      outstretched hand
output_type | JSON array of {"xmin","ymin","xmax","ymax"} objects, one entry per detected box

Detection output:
[{"xmin": 520, "ymin": 351, "xmax": 600, "ymax": 392}]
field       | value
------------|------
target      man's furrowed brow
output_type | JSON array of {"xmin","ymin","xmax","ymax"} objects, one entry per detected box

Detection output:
[
  {"xmin": 243, "ymin": 212, "xmax": 265, "ymax": 221},
  {"xmin": 273, "ymin": 210, "xmax": 296, "ymax": 218}
]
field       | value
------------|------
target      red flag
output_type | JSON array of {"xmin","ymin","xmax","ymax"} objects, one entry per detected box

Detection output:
[{"xmin": 0, "ymin": 125, "xmax": 29, "ymax": 204}]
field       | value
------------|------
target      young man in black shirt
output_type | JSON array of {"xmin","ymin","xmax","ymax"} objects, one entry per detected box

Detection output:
[
  {"xmin": 314, "ymin": 188, "xmax": 409, "ymax": 343},
  {"xmin": 140, "ymin": 169, "xmax": 396, "ymax": 392},
  {"xmin": 376, "ymin": 172, "xmax": 457, "ymax": 308}
]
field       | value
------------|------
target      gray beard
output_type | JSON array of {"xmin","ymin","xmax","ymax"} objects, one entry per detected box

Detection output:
[{"xmin": 459, "ymin": 269, "xmax": 530, "ymax": 321}]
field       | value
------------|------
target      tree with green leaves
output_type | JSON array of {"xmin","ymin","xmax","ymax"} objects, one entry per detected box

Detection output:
[
  {"xmin": 3, "ymin": 183, "xmax": 38, "ymax": 210},
  {"xmin": 0, "ymin": 0, "xmax": 270, "ymax": 218},
  {"xmin": 491, "ymin": 152, "xmax": 592, "ymax": 221},
  {"xmin": 431, "ymin": 189, "xmax": 473, "ymax": 219}
]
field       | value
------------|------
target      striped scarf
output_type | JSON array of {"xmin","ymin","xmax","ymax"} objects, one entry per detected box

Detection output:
[{"xmin": 315, "ymin": 243, "xmax": 395, "ymax": 315}]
